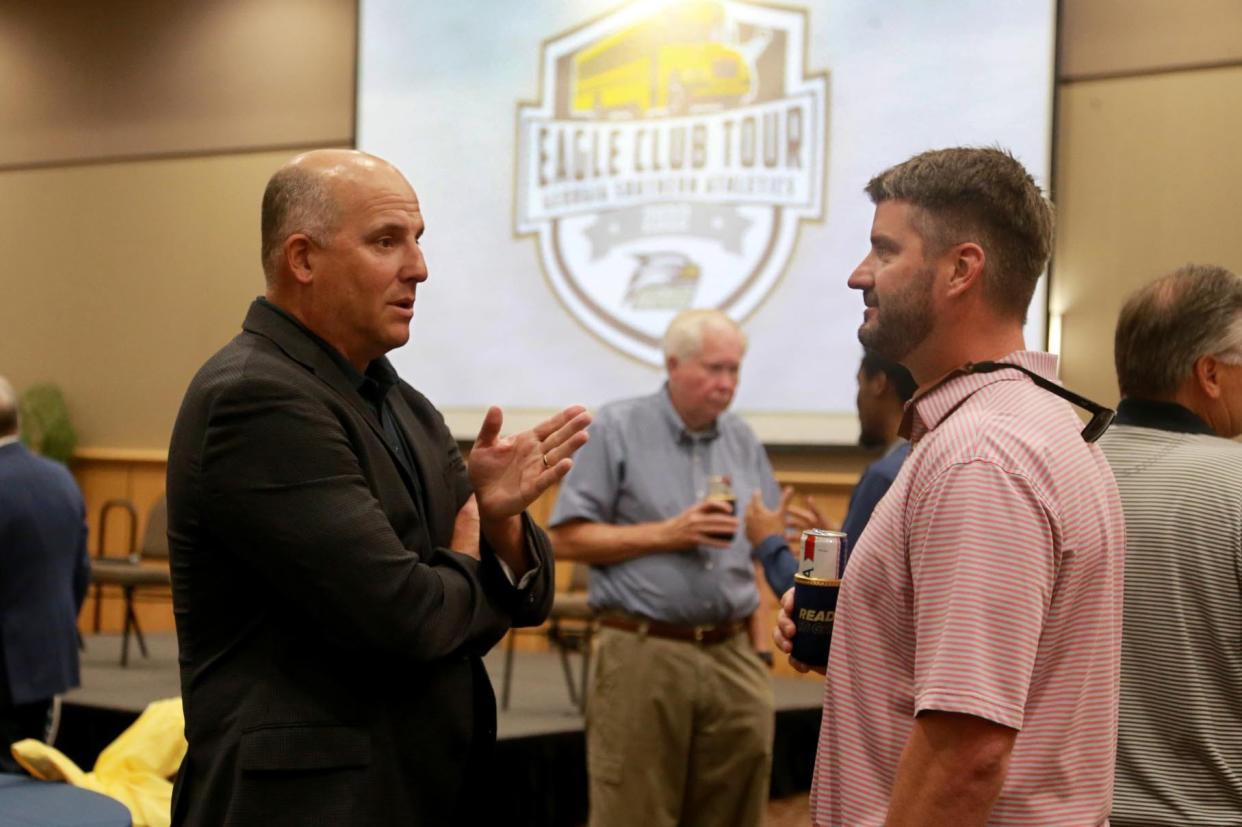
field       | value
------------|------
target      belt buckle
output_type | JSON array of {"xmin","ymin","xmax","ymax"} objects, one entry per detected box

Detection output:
[{"xmin": 694, "ymin": 625, "xmax": 706, "ymax": 643}]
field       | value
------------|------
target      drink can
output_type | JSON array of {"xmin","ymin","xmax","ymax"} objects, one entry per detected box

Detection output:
[
  {"xmin": 798, "ymin": 529, "xmax": 848, "ymax": 580},
  {"xmin": 791, "ymin": 572, "xmax": 839, "ymax": 667}
]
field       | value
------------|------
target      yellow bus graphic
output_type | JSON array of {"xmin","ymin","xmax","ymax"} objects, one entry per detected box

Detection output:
[{"xmin": 572, "ymin": 1, "xmax": 753, "ymax": 117}]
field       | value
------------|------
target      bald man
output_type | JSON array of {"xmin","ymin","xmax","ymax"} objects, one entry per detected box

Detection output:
[{"xmin": 167, "ymin": 150, "xmax": 590, "ymax": 825}]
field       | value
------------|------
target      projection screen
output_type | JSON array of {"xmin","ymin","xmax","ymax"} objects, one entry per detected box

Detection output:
[{"xmin": 357, "ymin": 0, "xmax": 1056, "ymax": 443}]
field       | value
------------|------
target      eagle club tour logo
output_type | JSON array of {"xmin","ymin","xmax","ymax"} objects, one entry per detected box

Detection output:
[{"xmin": 515, "ymin": 0, "xmax": 828, "ymax": 365}]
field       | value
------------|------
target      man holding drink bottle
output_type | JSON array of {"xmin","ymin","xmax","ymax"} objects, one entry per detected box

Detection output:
[
  {"xmin": 549, "ymin": 309, "xmax": 783, "ymax": 827},
  {"xmin": 774, "ymin": 147, "xmax": 1125, "ymax": 826}
]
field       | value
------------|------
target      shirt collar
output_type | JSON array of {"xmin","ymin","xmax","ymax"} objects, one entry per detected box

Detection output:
[
  {"xmin": 658, "ymin": 383, "xmax": 720, "ymax": 444},
  {"xmin": 900, "ymin": 351, "xmax": 1059, "ymax": 443},
  {"xmin": 258, "ymin": 297, "xmax": 397, "ymax": 407},
  {"xmin": 1114, "ymin": 398, "xmax": 1216, "ymax": 436}
]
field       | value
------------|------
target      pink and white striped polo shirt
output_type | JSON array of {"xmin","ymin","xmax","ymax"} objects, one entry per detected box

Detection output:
[{"xmin": 811, "ymin": 352, "xmax": 1125, "ymax": 826}]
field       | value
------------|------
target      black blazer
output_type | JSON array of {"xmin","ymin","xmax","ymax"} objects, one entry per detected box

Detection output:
[
  {"xmin": 167, "ymin": 300, "xmax": 554, "ymax": 826},
  {"xmin": 0, "ymin": 442, "xmax": 89, "ymax": 706}
]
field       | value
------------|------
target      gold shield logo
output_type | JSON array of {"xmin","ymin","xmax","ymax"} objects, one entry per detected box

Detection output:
[{"xmin": 516, "ymin": 0, "xmax": 828, "ymax": 365}]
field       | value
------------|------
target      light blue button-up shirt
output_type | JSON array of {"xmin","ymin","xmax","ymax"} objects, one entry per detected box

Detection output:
[{"xmin": 550, "ymin": 386, "xmax": 781, "ymax": 625}]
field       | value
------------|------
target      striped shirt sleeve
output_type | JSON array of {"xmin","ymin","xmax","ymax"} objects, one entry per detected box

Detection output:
[{"xmin": 907, "ymin": 458, "xmax": 1057, "ymax": 729}]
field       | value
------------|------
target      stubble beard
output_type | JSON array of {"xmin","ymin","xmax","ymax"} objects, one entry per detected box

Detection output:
[{"xmin": 857, "ymin": 264, "xmax": 936, "ymax": 363}]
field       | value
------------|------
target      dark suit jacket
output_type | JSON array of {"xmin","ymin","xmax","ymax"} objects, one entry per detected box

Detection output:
[
  {"xmin": 0, "ymin": 441, "xmax": 90, "ymax": 706},
  {"xmin": 167, "ymin": 300, "xmax": 554, "ymax": 825}
]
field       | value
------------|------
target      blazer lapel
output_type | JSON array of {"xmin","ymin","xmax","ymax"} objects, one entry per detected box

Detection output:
[
  {"xmin": 241, "ymin": 300, "xmax": 431, "ymax": 530},
  {"xmin": 242, "ymin": 300, "xmax": 400, "ymax": 456},
  {"xmin": 387, "ymin": 389, "xmax": 450, "ymax": 542}
]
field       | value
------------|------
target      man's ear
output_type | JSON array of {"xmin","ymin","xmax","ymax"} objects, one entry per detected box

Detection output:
[
  {"xmin": 284, "ymin": 234, "xmax": 316, "ymax": 285},
  {"xmin": 1193, "ymin": 354, "xmax": 1223, "ymax": 400},
  {"xmin": 944, "ymin": 241, "xmax": 986, "ymax": 298}
]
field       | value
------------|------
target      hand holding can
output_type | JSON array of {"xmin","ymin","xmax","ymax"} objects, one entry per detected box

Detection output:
[
  {"xmin": 789, "ymin": 529, "xmax": 848, "ymax": 668},
  {"xmin": 791, "ymin": 574, "xmax": 840, "ymax": 667}
]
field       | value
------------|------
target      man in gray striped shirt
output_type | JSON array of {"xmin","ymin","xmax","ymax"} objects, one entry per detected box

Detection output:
[{"xmin": 1100, "ymin": 264, "xmax": 1242, "ymax": 826}]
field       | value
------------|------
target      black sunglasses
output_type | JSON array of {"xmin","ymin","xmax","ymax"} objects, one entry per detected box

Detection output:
[{"xmin": 963, "ymin": 361, "xmax": 1116, "ymax": 443}]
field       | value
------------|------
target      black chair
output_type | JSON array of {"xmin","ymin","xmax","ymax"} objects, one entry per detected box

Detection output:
[
  {"xmin": 500, "ymin": 562, "xmax": 596, "ymax": 713},
  {"xmin": 89, "ymin": 496, "xmax": 171, "ymax": 666}
]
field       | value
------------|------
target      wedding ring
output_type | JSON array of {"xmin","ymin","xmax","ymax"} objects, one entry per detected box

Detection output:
[{"xmin": 541, "ymin": 453, "xmax": 551, "ymax": 469}]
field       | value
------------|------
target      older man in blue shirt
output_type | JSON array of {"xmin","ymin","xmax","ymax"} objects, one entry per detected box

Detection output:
[{"xmin": 550, "ymin": 309, "xmax": 781, "ymax": 827}]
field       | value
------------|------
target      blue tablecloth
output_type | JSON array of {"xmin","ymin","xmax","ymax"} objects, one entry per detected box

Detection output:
[{"xmin": 0, "ymin": 774, "xmax": 130, "ymax": 827}]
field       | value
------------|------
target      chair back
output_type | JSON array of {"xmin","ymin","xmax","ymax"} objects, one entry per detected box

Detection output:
[
  {"xmin": 97, "ymin": 499, "xmax": 139, "ymax": 560},
  {"xmin": 140, "ymin": 496, "xmax": 169, "ymax": 561}
]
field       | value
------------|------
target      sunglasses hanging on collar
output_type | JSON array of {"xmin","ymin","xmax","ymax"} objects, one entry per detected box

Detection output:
[{"xmin": 963, "ymin": 361, "xmax": 1116, "ymax": 443}]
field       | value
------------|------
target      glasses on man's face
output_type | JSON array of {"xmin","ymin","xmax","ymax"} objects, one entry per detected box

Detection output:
[{"xmin": 964, "ymin": 361, "xmax": 1116, "ymax": 443}]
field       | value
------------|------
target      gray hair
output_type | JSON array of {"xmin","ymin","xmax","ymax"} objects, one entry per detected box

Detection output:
[
  {"xmin": 1115, "ymin": 264, "xmax": 1242, "ymax": 399},
  {"xmin": 259, "ymin": 165, "xmax": 341, "ymax": 284},
  {"xmin": 662, "ymin": 309, "xmax": 747, "ymax": 361},
  {"xmin": 0, "ymin": 376, "xmax": 17, "ymax": 437},
  {"xmin": 865, "ymin": 146, "xmax": 1054, "ymax": 321}
]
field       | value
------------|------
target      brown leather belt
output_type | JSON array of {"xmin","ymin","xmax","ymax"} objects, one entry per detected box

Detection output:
[{"xmin": 599, "ymin": 615, "xmax": 744, "ymax": 645}]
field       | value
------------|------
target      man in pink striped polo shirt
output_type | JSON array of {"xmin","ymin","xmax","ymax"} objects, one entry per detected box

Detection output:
[{"xmin": 775, "ymin": 148, "xmax": 1125, "ymax": 826}]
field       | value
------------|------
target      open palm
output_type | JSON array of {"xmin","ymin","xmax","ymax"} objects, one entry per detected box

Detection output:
[{"xmin": 468, "ymin": 405, "xmax": 591, "ymax": 519}]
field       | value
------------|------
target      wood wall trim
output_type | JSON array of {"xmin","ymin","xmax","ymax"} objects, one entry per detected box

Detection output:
[
  {"xmin": 71, "ymin": 452, "xmax": 861, "ymax": 656},
  {"xmin": 74, "ymin": 447, "xmax": 170, "ymax": 463},
  {"xmin": 71, "ymin": 449, "xmax": 863, "ymax": 478},
  {"xmin": 774, "ymin": 471, "xmax": 861, "ymax": 487}
]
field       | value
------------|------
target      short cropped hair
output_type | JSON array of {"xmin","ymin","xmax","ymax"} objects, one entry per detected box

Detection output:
[
  {"xmin": 259, "ymin": 165, "xmax": 341, "ymax": 283},
  {"xmin": 860, "ymin": 349, "xmax": 917, "ymax": 402},
  {"xmin": 1115, "ymin": 264, "xmax": 1242, "ymax": 399},
  {"xmin": 662, "ymin": 309, "xmax": 747, "ymax": 361},
  {"xmin": 865, "ymin": 147, "xmax": 1054, "ymax": 320},
  {"xmin": 0, "ymin": 376, "xmax": 18, "ymax": 437}
]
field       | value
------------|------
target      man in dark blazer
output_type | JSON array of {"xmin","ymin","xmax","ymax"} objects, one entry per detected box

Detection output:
[
  {"xmin": 0, "ymin": 376, "xmax": 90, "ymax": 773},
  {"xmin": 167, "ymin": 149, "xmax": 590, "ymax": 825}
]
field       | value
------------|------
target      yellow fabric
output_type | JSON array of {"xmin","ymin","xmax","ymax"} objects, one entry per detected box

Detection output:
[{"xmin": 11, "ymin": 697, "xmax": 186, "ymax": 827}]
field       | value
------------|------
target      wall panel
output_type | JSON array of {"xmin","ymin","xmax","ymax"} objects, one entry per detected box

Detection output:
[
  {"xmin": 0, "ymin": 0, "xmax": 355, "ymax": 168},
  {"xmin": 0, "ymin": 150, "xmax": 313, "ymax": 448},
  {"xmin": 1053, "ymin": 65, "xmax": 1242, "ymax": 404},
  {"xmin": 1060, "ymin": 0, "xmax": 1242, "ymax": 80}
]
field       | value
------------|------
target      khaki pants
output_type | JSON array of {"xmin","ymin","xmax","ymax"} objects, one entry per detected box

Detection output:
[{"xmin": 586, "ymin": 626, "xmax": 775, "ymax": 827}]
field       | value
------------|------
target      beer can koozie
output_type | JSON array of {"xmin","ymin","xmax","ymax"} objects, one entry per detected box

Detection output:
[
  {"xmin": 791, "ymin": 573, "xmax": 840, "ymax": 668},
  {"xmin": 799, "ymin": 529, "xmax": 848, "ymax": 579}
]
